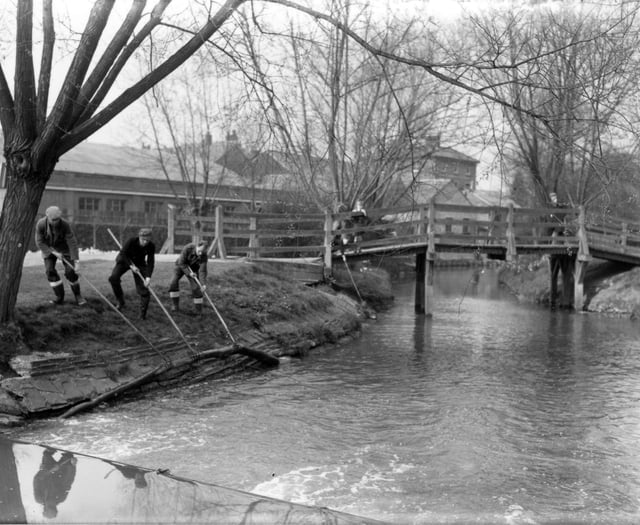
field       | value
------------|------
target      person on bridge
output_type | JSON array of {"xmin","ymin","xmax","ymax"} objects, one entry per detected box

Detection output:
[
  {"xmin": 168, "ymin": 241, "xmax": 208, "ymax": 314},
  {"xmin": 35, "ymin": 205, "xmax": 86, "ymax": 306},
  {"xmin": 351, "ymin": 199, "xmax": 368, "ymax": 252},
  {"xmin": 109, "ymin": 228, "xmax": 155, "ymax": 320}
]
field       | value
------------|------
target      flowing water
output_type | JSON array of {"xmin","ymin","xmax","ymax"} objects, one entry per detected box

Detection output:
[{"xmin": 7, "ymin": 268, "xmax": 640, "ymax": 524}]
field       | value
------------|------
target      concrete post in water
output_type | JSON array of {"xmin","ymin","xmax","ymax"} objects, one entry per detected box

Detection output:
[{"xmin": 323, "ymin": 209, "xmax": 334, "ymax": 279}]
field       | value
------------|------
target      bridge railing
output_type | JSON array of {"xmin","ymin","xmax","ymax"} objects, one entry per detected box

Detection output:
[
  {"xmin": 161, "ymin": 201, "xmax": 638, "ymax": 263},
  {"xmin": 585, "ymin": 215, "xmax": 640, "ymax": 255}
]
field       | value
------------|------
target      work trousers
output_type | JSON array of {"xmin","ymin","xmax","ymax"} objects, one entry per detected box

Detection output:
[
  {"xmin": 109, "ymin": 261, "xmax": 150, "ymax": 302},
  {"xmin": 44, "ymin": 253, "xmax": 78, "ymax": 285},
  {"xmin": 168, "ymin": 267, "xmax": 203, "ymax": 299}
]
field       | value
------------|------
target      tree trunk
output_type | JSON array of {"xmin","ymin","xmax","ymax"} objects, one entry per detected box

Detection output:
[{"xmin": 0, "ymin": 162, "xmax": 48, "ymax": 325}]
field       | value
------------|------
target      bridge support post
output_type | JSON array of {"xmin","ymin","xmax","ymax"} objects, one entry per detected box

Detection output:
[
  {"xmin": 574, "ymin": 258, "xmax": 588, "ymax": 311},
  {"xmin": 414, "ymin": 250, "xmax": 435, "ymax": 317},
  {"xmin": 549, "ymin": 254, "xmax": 576, "ymax": 308},
  {"xmin": 574, "ymin": 205, "xmax": 592, "ymax": 311},
  {"xmin": 415, "ymin": 250, "xmax": 425, "ymax": 314},
  {"xmin": 323, "ymin": 209, "xmax": 334, "ymax": 280}
]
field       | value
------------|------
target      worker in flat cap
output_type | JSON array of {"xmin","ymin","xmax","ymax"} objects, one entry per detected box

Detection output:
[
  {"xmin": 108, "ymin": 228, "xmax": 155, "ymax": 320},
  {"xmin": 34, "ymin": 206, "xmax": 86, "ymax": 305}
]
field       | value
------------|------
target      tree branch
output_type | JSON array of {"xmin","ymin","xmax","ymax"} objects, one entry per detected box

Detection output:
[
  {"xmin": 262, "ymin": 0, "xmax": 551, "ymax": 126},
  {"xmin": 37, "ymin": 0, "xmax": 115, "ymax": 156},
  {"xmin": 14, "ymin": 0, "xmax": 37, "ymax": 140},
  {"xmin": 59, "ymin": 0, "xmax": 247, "ymax": 154},
  {"xmin": 77, "ymin": 0, "xmax": 171, "ymax": 125},
  {"xmin": 36, "ymin": 0, "xmax": 54, "ymax": 132},
  {"xmin": 68, "ymin": 0, "xmax": 147, "ymax": 129},
  {"xmin": 0, "ymin": 65, "xmax": 16, "ymax": 138}
]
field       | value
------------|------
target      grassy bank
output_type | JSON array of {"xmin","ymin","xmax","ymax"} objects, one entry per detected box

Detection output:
[
  {"xmin": 0, "ymin": 260, "xmax": 331, "ymax": 362},
  {"xmin": 1, "ymin": 257, "xmax": 393, "ymax": 371}
]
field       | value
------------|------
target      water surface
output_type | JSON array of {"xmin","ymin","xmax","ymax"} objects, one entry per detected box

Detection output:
[{"xmin": 9, "ymin": 268, "xmax": 640, "ymax": 523}]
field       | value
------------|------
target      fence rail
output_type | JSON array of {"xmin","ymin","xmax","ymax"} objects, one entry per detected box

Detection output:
[{"xmin": 160, "ymin": 200, "xmax": 640, "ymax": 270}]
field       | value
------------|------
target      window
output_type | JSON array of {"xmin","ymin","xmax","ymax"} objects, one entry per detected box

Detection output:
[
  {"xmin": 144, "ymin": 201, "xmax": 164, "ymax": 215},
  {"xmin": 79, "ymin": 197, "xmax": 100, "ymax": 212},
  {"xmin": 444, "ymin": 217, "xmax": 453, "ymax": 233},
  {"xmin": 106, "ymin": 199, "xmax": 126, "ymax": 212}
]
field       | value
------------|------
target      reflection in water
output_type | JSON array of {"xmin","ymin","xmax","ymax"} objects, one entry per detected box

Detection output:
[
  {"xmin": 0, "ymin": 438, "xmax": 26, "ymax": 524},
  {"xmin": 33, "ymin": 449, "xmax": 76, "ymax": 519},
  {"xmin": 0, "ymin": 436, "xmax": 381, "ymax": 524},
  {"xmin": 108, "ymin": 462, "xmax": 148, "ymax": 489}
]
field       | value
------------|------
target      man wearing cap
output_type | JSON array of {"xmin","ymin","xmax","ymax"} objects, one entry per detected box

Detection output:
[
  {"xmin": 34, "ymin": 206, "xmax": 86, "ymax": 305},
  {"xmin": 108, "ymin": 228, "xmax": 155, "ymax": 320},
  {"xmin": 168, "ymin": 241, "xmax": 208, "ymax": 314}
]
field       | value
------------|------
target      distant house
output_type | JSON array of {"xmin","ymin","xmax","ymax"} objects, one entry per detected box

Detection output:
[
  {"xmin": 0, "ymin": 139, "xmax": 292, "ymax": 228},
  {"xmin": 406, "ymin": 133, "xmax": 479, "ymax": 192}
]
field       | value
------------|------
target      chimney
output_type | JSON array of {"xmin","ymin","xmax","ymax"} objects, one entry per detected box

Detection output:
[{"xmin": 226, "ymin": 130, "xmax": 238, "ymax": 144}]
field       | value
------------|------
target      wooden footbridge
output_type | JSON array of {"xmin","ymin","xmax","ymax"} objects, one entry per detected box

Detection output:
[{"xmin": 162, "ymin": 201, "xmax": 640, "ymax": 314}]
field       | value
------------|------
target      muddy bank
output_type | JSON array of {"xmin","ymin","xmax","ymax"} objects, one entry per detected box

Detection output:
[
  {"xmin": 0, "ymin": 262, "xmax": 393, "ymax": 426},
  {"xmin": 499, "ymin": 256, "xmax": 640, "ymax": 317}
]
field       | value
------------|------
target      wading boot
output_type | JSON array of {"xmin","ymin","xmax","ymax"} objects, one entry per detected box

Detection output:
[
  {"xmin": 140, "ymin": 295, "xmax": 150, "ymax": 320},
  {"xmin": 70, "ymin": 282, "xmax": 87, "ymax": 306},
  {"xmin": 193, "ymin": 302, "xmax": 202, "ymax": 316},
  {"xmin": 50, "ymin": 282, "xmax": 65, "ymax": 305},
  {"xmin": 114, "ymin": 293, "xmax": 125, "ymax": 311},
  {"xmin": 169, "ymin": 292, "xmax": 180, "ymax": 313}
]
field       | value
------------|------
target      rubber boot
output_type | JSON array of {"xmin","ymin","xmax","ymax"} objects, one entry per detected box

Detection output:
[
  {"xmin": 140, "ymin": 295, "xmax": 150, "ymax": 320},
  {"xmin": 70, "ymin": 282, "xmax": 87, "ymax": 306},
  {"xmin": 50, "ymin": 283, "xmax": 64, "ymax": 305},
  {"xmin": 170, "ymin": 296, "xmax": 180, "ymax": 313},
  {"xmin": 114, "ymin": 293, "xmax": 125, "ymax": 311},
  {"xmin": 194, "ymin": 302, "xmax": 202, "ymax": 316}
]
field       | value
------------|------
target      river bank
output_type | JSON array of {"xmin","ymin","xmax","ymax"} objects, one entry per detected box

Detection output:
[
  {"xmin": 0, "ymin": 255, "xmax": 393, "ymax": 425},
  {"xmin": 498, "ymin": 255, "xmax": 640, "ymax": 317}
]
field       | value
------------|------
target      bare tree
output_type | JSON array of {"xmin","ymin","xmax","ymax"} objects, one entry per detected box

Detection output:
[
  {"xmin": 1, "ymin": 0, "xmax": 634, "ymax": 331},
  {"xmin": 233, "ymin": 0, "xmax": 470, "ymax": 212},
  {"xmin": 464, "ymin": 3, "xmax": 640, "ymax": 208},
  {"xmin": 0, "ymin": 0, "xmax": 245, "ymax": 325}
]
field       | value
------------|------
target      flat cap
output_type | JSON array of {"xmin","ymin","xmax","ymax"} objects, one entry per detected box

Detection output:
[
  {"xmin": 138, "ymin": 228, "xmax": 152, "ymax": 238},
  {"xmin": 45, "ymin": 206, "xmax": 62, "ymax": 220}
]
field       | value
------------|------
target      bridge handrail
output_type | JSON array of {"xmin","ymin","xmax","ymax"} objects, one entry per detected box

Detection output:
[{"xmin": 162, "ymin": 202, "xmax": 640, "ymax": 264}]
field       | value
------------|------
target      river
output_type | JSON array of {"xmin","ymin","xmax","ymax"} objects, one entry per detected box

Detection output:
[{"xmin": 7, "ymin": 268, "xmax": 640, "ymax": 524}]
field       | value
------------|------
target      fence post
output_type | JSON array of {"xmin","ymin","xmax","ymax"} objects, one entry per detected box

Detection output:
[
  {"xmin": 621, "ymin": 221, "xmax": 628, "ymax": 252},
  {"xmin": 248, "ymin": 215, "xmax": 259, "ymax": 259},
  {"xmin": 323, "ymin": 209, "xmax": 334, "ymax": 279},
  {"xmin": 160, "ymin": 204, "xmax": 176, "ymax": 254},
  {"xmin": 208, "ymin": 205, "xmax": 227, "ymax": 259}
]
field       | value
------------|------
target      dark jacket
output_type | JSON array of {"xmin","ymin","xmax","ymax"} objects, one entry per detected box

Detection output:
[
  {"xmin": 117, "ymin": 237, "xmax": 155, "ymax": 277},
  {"xmin": 176, "ymin": 243, "xmax": 208, "ymax": 281},
  {"xmin": 35, "ymin": 217, "xmax": 79, "ymax": 260}
]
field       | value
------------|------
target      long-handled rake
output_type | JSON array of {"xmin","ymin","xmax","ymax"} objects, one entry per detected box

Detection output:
[
  {"xmin": 106, "ymin": 229, "xmax": 198, "ymax": 357},
  {"xmin": 189, "ymin": 272, "xmax": 279, "ymax": 367},
  {"xmin": 54, "ymin": 253, "xmax": 172, "ymax": 366}
]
